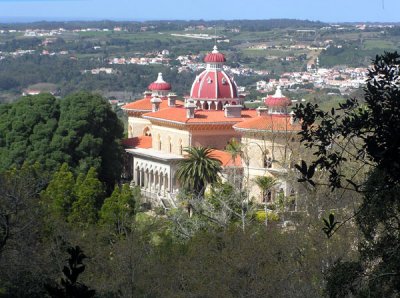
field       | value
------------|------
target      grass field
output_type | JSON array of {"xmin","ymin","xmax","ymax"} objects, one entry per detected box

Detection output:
[{"xmin": 363, "ymin": 39, "xmax": 397, "ymax": 50}]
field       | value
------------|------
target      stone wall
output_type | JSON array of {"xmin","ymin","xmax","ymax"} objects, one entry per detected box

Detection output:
[{"xmin": 128, "ymin": 116, "xmax": 152, "ymax": 138}]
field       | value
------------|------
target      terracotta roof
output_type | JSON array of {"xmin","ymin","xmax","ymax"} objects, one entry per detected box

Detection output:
[
  {"xmin": 122, "ymin": 136, "xmax": 152, "ymax": 149},
  {"xmin": 210, "ymin": 149, "xmax": 242, "ymax": 167},
  {"xmin": 265, "ymin": 96, "xmax": 292, "ymax": 107},
  {"xmin": 233, "ymin": 115, "xmax": 302, "ymax": 132},
  {"xmin": 143, "ymin": 108, "xmax": 257, "ymax": 125},
  {"xmin": 122, "ymin": 98, "xmax": 184, "ymax": 112},
  {"xmin": 148, "ymin": 82, "xmax": 171, "ymax": 91}
]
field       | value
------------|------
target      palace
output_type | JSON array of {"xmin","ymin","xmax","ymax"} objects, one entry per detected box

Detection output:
[{"xmin": 122, "ymin": 46, "xmax": 302, "ymax": 209}]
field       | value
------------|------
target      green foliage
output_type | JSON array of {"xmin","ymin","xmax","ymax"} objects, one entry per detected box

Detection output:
[
  {"xmin": 51, "ymin": 92, "xmax": 124, "ymax": 189},
  {"xmin": 294, "ymin": 52, "xmax": 400, "ymax": 296},
  {"xmin": 176, "ymin": 146, "xmax": 222, "ymax": 197},
  {"xmin": 69, "ymin": 167, "xmax": 104, "ymax": 225},
  {"xmin": 45, "ymin": 246, "xmax": 96, "ymax": 298},
  {"xmin": 294, "ymin": 52, "xmax": 400, "ymax": 189},
  {"xmin": 0, "ymin": 163, "xmax": 47, "ymax": 253},
  {"xmin": 253, "ymin": 175, "xmax": 277, "ymax": 201},
  {"xmin": 325, "ymin": 261, "xmax": 363, "ymax": 298},
  {"xmin": 254, "ymin": 210, "xmax": 279, "ymax": 222},
  {"xmin": 0, "ymin": 93, "xmax": 60, "ymax": 170},
  {"xmin": 0, "ymin": 92, "xmax": 124, "ymax": 190},
  {"xmin": 100, "ymin": 184, "xmax": 138, "ymax": 235},
  {"xmin": 41, "ymin": 163, "xmax": 76, "ymax": 220}
]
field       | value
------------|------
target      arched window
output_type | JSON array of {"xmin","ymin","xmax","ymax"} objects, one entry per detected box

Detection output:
[
  {"xmin": 263, "ymin": 191, "xmax": 272, "ymax": 203},
  {"xmin": 128, "ymin": 125, "xmax": 133, "ymax": 137},
  {"xmin": 143, "ymin": 127, "xmax": 151, "ymax": 136},
  {"xmin": 263, "ymin": 156, "xmax": 272, "ymax": 168},
  {"xmin": 168, "ymin": 136, "xmax": 172, "ymax": 153},
  {"xmin": 157, "ymin": 134, "xmax": 161, "ymax": 151}
]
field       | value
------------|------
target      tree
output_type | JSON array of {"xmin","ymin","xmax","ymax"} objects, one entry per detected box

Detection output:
[
  {"xmin": 253, "ymin": 176, "xmax": 277, "ymax": 227},
  {"xmin": 41, "ymin": 163, "xmax": 75, "ymax": 220},
  {"xmin": 0, "ymin": 163, "xmax": 47, "ymax": 257},
  {"xmin": 294, "ymin": 51, "xmax": 400, "ymax": 296},
  {"xmin": 0, "ymin": 92, "xmax": 124, "ymax": 191},
  {"xmin": 100, "ymin": 184, "xmax": 138, "ymax": 235},
  {"xmin": 225, "ymin": 138, "xmax": 243, "ymax": 186},
  {"xmin": 51, "ymin": 92, "xmax": 124, "ymax": 191},
  {"xmin": 176, "ymin": 146, "xmax": 222, "ymax": 198},
  {"xmin": 69, "ymin": 167, "xmax": 104, "ymax": 225},
  {"xmin": 0, "ymin": 93, "xmax": 60, "ymax": 171}
]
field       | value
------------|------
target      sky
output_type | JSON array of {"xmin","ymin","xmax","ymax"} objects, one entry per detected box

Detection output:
[{"xmin": 0, "ymin": 0, "xmax": 399, "ymax": 23}]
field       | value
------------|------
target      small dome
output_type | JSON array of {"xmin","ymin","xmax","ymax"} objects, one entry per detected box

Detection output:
[
  {"xmin": 150, "ymin": 96, "xmax": 162, "ymax": 103},
  {"xmin": 148, "ymin": 73, "xmax": 171, "ymax": 91},
  {"xmin": 265, "ymin": 86, "xmax": 292, "ymax": 107},
  {"xmin": 204, "ymin": 45, "xmax": 226, "ymax": 63}
]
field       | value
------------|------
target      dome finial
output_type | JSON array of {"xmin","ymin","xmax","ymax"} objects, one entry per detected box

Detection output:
[
  {"xmin": 212, "ymin": 45, "xmax": 219, "ymax": 53},
  {"xmin": 155, "ymin": 72, "xmax": 165, "ymax": 83},
  {"xmin": 273, "ymin": 85, "xmax": 283, "ymax": 98}
]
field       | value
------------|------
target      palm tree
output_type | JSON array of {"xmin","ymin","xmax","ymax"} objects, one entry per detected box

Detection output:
[
  {"xmin": 226, "ymin": 138, "xmax": 242, "ymax": 164},
  {"xmin": 225, "ymin": 138, "xmax": 243, "ymax": 187},
  {"xmin": 253, "ymin": 176, "xmax": 277, "ymax": 227},
  {"xmin": 176, "ymin": 146, "xmax": 222, "ymax": 198}
]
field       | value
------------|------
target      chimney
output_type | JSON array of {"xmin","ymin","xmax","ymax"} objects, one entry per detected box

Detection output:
[
  {"xmin": 168, "ymin": 93, "xmax": 177, "ymax": 107},
  {"xmin": 224, "ymin": 104, "xmax": 242, "ymax": 118},
  {"xmin": 257, "ymin": 106, "xmax": 268, "ymax": 116},
  {"xmin": 185, "ymin": 99, "xmax": 196, "ymax": 119},
  {"xmin": 151, "ymin": 96, "xmax": 162, "ymax": 112},
  {"xmin": 143, "ymin": 90, "xmax": 152, "ymax": 99}
]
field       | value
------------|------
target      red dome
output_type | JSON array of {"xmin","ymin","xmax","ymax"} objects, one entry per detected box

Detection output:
[
  {"xmin": 148, "ymin": 73, "xmax": 171, "ymax": 91},
  {"xmin": 265, "ymin": 87, "xmax": 292, "ymax": 107},
  {"xmin": 265, "ymin": 97, "xmax": 292, "ymax": 107},
  {"xmin": 190, "ymin": 69, "xmax": 238, "ymax": 99},
  {"xmin": 204, "ymin": 45, "xmax": 226, "ymax": 63}
]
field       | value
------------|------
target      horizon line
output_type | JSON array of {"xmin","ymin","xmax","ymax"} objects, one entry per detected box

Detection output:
[{"xmin": 1, "ymin": 17, "xmax": 400, "ymax": 25}]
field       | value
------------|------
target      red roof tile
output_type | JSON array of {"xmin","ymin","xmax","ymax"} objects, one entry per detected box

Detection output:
[
  {"xmin": 122, "ymin": 98, "xmax": 184, "ymax": 112},
  {"xmin": 234, "ymin": 115, "xmax": 302, "ymax": 132},
  {"xmin": 122, "ymin": 136, "xmax": 152, "ymax": 149},
  {"xmin": 210, "ymin": 149, "xmax": 242, "ymax": 167},
  {"xmin": 143, "ymin": 108, "xmax": 257, "ymax": 124}
]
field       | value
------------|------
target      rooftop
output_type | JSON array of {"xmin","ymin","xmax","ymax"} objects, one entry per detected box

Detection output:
[
  {"xmin": 122, "ymin": 97, "xmax": 184, "ymax": 112},
  {"xmin": 233, "ymin": 115, "xmax": 302, "ymax": 132},
  {"xmin": 143, "ymin": 108, "xmax": 257, "ymax": 125},
  {"xmin": 122, "ymin": 136, "xmax": 152, "ymax": 149}
]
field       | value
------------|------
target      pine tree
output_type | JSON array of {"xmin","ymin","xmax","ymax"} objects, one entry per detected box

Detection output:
[
  {"xmin": 69, "ymin": 168, "xmax": 104, "ymax": 225},
  {"xmin": 41, "ymin": 163, "xmax": 75, "ymax": 220},
  {"xmin": 99, "ymin": 184, "xmax": 137, "ymax": 235}
]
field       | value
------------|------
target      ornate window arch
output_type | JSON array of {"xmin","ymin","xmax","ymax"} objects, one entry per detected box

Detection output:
[
  {"xmin": 157, "ymin": 134, "xmax": 161, "ymax": 150},
  {"xmin": 143, "ymin": 126, "xmax": 152, "ymax": 136},
  {"xmin": 168, "ymin": 136, "xmax": 172, "ymax": 153}
]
